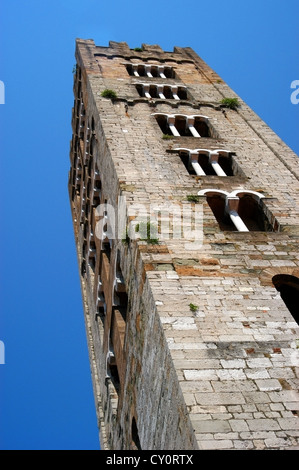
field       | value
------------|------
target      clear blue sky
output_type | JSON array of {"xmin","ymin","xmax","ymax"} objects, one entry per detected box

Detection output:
[{"xmin": 0, "ymin": 0, "xmax": 298, "ymax": 450}]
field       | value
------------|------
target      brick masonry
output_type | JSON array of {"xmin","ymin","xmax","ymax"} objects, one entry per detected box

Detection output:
[{"xmin": 68, "ymin": 39, "xmax": 299, "ymax": 450}]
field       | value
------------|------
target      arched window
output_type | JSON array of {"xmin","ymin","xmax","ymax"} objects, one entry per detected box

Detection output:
[
  {"xmin": 174, "ymin": 148, "xmax": 234, "ymax": 176},
  {"xmin": 272, "ymin": 275, "xmax": 299, "ymax": 325},
  {"xmin": 99, "ymin": 200, "xmax": 113, "ymax": 262},
  {"xmin": 152, "ymin": 113, "xmax": 210, "ymax": 137},
  {"xmin": 126, "ymin": 63, "xmax": 174, "ymax": 78},
  {"xmin": 88, "ymin": 233, "xmax": 96, "ymax": 272},
  {"xmin": 106, "ymin": 342, "xmax": 120, "ymax": 397},
  {"xmin": 93, "ymin": 164, "xmax": 102, "ymax": 208},
  {"xmin": 205, "ymin": 192, "xmax": 234, "ymax": 231},
  {"xmin": 237, "ymin": 192, "xmax": 269, "ymax": 231},
  {"xmin": 198, "ymin": 189, "xmax": 272, "ymax": 232},
  {"xmin": 96, "ymin": 283, "xmax": 106, "ymax": 322},
  {"xmin": 136, "ymin": 83, "xmax": 187, "ymax": 100},
  {"xmin": 78, "ymin": 98, "xmax": 85, "ymax": 140},
  {"xmin": 113, "ymin": 250, "xmax": 128, "ymax": 322}
]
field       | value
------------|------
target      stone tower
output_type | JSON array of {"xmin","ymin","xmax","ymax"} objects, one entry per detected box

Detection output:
[{"xmin": 68, "ymin": 39, "xmax": 299, "ymax": 450}]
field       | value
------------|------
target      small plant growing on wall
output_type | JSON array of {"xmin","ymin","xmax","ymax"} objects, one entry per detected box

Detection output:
[
  {"xmin": 101, "ymin": 89, "xmax": 118, "ymax": 100},
  {"xmin": 162, "ymin": 134, "xmax": 174, "ymax": 140},
  {"xmin": 189, "ymin": 303, "xmax": 199, "ymax": 312},
  {"xmin": 220, "ymin": 97, "xmax": 240, "ymax": 110},
  {"xmin": 135, "ymin": 221, "xmax": 159, "ymax": 245},
  {"xmin": 187, "ymin": 195, "xmax": 200, "ymax": 203},
  {"xmin": 133, "ymin": 47, "xmax": 143, "ymax": 52}
]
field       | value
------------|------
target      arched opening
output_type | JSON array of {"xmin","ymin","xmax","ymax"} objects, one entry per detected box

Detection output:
[
  {"xmin": 114, "ymin": 250, "xmax": 128, "ymax": 322},
  {"xmin": 126, "ymin": 64, "xmax": 145, "ymax": 76},
  {"xmin": 96, "ymin": 287, "xmax": 106, "ymax": 325},
  {"xmin": 193, "ymin": 117, "xmax": 210, "ymax": 137},
  {"xmin": 102, "ymin": 239, "xmax": 111, "ymax": 262},
  {"xmin": 81, "ymin": 259, "xmax": 86, "ymax": 276},
  {"xmin": 93, "ymin": 164, "xmax": 101, "ymax": 207},
  {"xmin": 126, "ymin": 64, "xmax": 133, "ymax": 76},
  {"xmin": 135, "ymin": 84, "xmax": 144, "ymax": 97},
  {"xmin": 163, "ymin": 66, "xmax": 175, "ymax": 78},
  {"xmin": 94, "ymin": 177, "xmax": 102, "ymax": 192},
  {"xmin": 101, "ymin": 199, "xmax": 112, "ymax": 261},
  {"xmin": 178, "ymin": 86, "xmax": 188, "ymax": 100},
  {"xmin": 218, "ymin": 154, "xmax": 234, "ymax": 176},
  {"xmin": 131, "ymin": 418, "xmax": 142, "ymax": 450},
  {"xmin": 272, "ymin": 275, "xmax": 299, "ymax": 324},
  {"xmin": 155, "ymin": 114, "xmax": 170, "ymax": 135},
  {"xmin": 177, "ymin": 149, "xmax": 235, "ymax": 177},
  {"xmin": 106, "ymin": 342, "xmax": 120, "ymax": 399},
  {"xmin": 88, "ymin": 154, "xmax": 94, "ymax": 174},
  {"xmin": 179, "ymin": 151, "xmax": 197, "ymax": 175},
  {"xmin": 206, "ymin": 194, "xmax": 236, "ymax": 231},
  {"xmin": 114, "ymin": 291, "xmax": 128, "ymax": 321},
  {"xmin": 149, "ymin": 65, "xmax": 174, "ymax": 78},
  {"xmin": 109, "ymin": 364, "xmax": 120, "ymax": 393},
  {"xmin": 163, "ymin": 86, "xmax": 173, "ymax": 99},
  {"xmin": 237, "ymin": 194, "xmax": 270, "ymax": 231},
  {"xmin": 174, "ymin": 116, "xmax": 191, "ymax": 136},
  {"xmin": 198, "ymin": 152, "xmax": 216, "ymax": 175},
  {"xmin": 88, "ymin": 235, "xmax": 96, "ymax": 272},
  {"xmin": 154, "ymin": 114, "xmax": 211, "ymax": 137},
  {"xmin": 200, "ymin": 190, "xmax": 273, "ymax": 233},
  {"xmin": 149, "ymin": 84, "xmax": 158, "ymax": 98}
]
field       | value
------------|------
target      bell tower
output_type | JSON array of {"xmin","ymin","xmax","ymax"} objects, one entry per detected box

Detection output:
[{"xmin": 69, "ymin": 39, "xmax": 299, "ymax": 450}]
